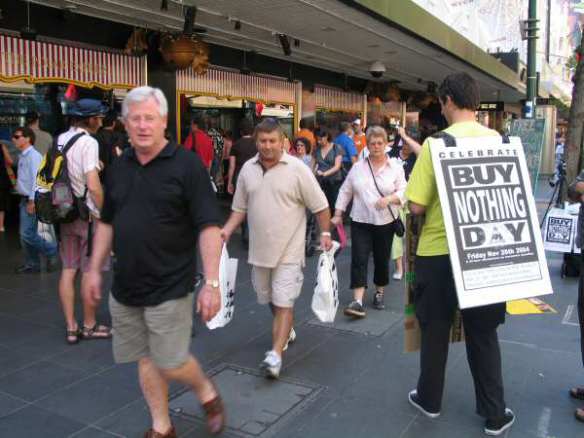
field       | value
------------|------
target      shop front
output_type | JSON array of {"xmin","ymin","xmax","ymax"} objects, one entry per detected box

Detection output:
[
  {"xmin": 312, "ymin": 85, "xmax": 366, "ymax": 136},
  {"xmin": 0, "ymin": 33, "xmax": 146, "ymax": 142},
  {"xmin": 176, "ymin": 66, "xmax": 300, "ymax": 143}
]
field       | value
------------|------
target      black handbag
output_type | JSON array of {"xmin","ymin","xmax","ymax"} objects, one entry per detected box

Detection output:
[{"xmin": 366, "ymin": 158, "xmax": 405, "ymax": 237}]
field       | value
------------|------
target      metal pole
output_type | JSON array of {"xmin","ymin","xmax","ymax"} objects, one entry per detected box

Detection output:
[{"xmin": 525, "ymin": 0, "xmax": 539, "ymax": 119}]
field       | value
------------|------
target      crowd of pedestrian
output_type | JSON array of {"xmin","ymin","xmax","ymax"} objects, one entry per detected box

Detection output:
[{"xmin": 9, "ymin": 71, "xmax": 584, "ymax": 437}]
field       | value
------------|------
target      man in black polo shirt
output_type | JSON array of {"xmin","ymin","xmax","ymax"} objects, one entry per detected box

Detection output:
[{"xmin": 84, "ymin": 86, "xmax": 225, "ymax": 438}]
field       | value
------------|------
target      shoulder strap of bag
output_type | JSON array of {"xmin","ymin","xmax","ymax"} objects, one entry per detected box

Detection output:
[
  {"xmin": 366, "ymin": 158, "xmax": 397, "ymax": 221},
  {"xmin": 431, "ymin": 130, "xmax": 510, "ymax": 146},
  {"xmin": 431, "ymin": 131, "xmax": 457, "ymax": 147},
  {"xmin": 61, "ymin": 132, "xmax": 86, "ymax": 156}
]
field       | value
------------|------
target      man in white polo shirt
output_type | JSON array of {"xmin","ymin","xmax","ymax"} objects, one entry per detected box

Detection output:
[
  {"xmin": 57, "ymin": 98, "xmax": 111, "ymax": 345},
  {"xmin": 222, "ymin": 118, "xmax": 332, "ymax": 379}
]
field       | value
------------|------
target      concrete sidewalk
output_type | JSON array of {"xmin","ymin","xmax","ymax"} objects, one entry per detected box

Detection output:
[{"xmin": 0, "ymin": 183, "xmax": 582, "ymax": 437}]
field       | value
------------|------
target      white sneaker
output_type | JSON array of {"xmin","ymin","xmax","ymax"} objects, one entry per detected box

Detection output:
[
  {"xmin": 282, "ymin": 328, "xmax": 297, "ymax": 352},
  {"xmin": 393, "ymin": 272, "xmax": 403, "ymax": 280},
  {"xmin": 259, "ymin": 350, "xmax": 282, "ymax": 379}
]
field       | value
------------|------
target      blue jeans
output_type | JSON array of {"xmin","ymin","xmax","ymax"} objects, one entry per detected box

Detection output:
[{"xmin": 19, "ymin": 199, "xmax": 58, "ymax": 268}]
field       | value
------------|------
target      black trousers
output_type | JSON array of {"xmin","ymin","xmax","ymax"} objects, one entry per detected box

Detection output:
[
  {"xmin": 414, "ymin": 255, "xmax": 507, "ymax": 419},
  {"xmin": 319, "ymin": 178, "xmax": 341, "ymax": 215},
  {"xmin": 579, "ymin": 253, "xmax": 584, "ymax": 367},
  {"xmin": 350, "ymin": 220, "xmax": 395, "ymax": 289}
]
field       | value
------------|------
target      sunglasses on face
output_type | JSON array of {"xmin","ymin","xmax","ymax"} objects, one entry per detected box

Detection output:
[{"xmin": 12, "ymin": 134, "xmax": 23, "ymax": 139}]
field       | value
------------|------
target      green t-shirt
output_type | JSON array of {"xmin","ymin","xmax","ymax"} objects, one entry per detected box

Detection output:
[{"xmin": 405, "ymin": 121, "xmax": 500, "ymax": 256}]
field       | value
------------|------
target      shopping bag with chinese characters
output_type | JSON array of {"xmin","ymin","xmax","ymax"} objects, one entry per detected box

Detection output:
[
  {"xmin": 311, "ymin": 241, "xmax": 340, "ymax": 323},
  {"xmin": 206, "ymin": 244, "xmax": 238, "ymax": 330}
]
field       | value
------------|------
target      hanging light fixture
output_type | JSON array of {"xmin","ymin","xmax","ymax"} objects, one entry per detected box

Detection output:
[{"xmin": 20, "ymin": 1, "xmax": 37, "ymax": 40}]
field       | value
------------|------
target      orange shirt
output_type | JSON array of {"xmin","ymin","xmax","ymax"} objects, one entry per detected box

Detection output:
[
  {"xmin": 353, "ymin": 133, "xmax": 367, "ymax": 154},
  {"xmin": 297, "ymin": 128, "xmax": 316, "ymax": 148}
]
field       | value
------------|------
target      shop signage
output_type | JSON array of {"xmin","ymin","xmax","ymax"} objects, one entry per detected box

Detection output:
[
  {"xmin": 478, "ymin": 101, "xmax": 504, "ymax": 112},
  {"xmin": 177, "ymin": 66, "xmax": 297, "ymax": 105},
  {"xmin": 0, "ymin": 34, "xmax": 146, "ymax": 89},
  {"xmin": 430, "ymin": 136, "xmax": 552, "ymax": 308}
]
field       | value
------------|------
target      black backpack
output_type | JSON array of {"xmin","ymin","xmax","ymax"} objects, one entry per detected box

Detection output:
[{"xmin": 35, "ymin": 133, "xmax": 88, "ymax": 224}]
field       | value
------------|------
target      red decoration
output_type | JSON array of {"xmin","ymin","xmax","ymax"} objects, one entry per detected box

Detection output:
[{"xmin": 64, "ymin": 84, "xmax": 78, "ymax": 101}]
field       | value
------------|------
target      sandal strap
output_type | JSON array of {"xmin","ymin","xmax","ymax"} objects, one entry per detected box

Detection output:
[
  {"xmin": 83, "ymin": 324, "xmax": 110, "ymax": 335},
  {"xmin": 202, "ymin": 395, "xmax": 223, "ymax": 415}
]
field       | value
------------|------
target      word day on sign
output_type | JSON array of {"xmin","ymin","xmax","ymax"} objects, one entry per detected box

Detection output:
[{"xmin": 430, "ymin": 136, "xmax": 552, "ymax": 309}]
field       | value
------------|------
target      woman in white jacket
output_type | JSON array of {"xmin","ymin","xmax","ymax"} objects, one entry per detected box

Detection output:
[{"xmin": 331, "ymin": 126, "xmax": 406, "ymax": 318}]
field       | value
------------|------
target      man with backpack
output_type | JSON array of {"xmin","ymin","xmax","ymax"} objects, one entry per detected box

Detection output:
[
  {"xmin": 405, "ymin": 73, "xmax": 515, "ymax": 436},
  {"xmin": 56, "ymin": 99, "xmax": 111, "ymax": 345},
  {"xmin": 13, "ymin": 126, "xmax": 58, "ymax": 273}
]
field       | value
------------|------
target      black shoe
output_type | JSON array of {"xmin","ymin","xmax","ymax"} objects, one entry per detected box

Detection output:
[
  {"xmin": 372, "ymin": 292, "xmax": 385, "ymax": 310},
  {"xmin": 484, "ymin": 408, "xmax": 515, "ymax": 436},
  {"xmin": 344, "ymin": 301, "xmax": 366, "ymax": 318},
  {"xmin": 408, "ymin": 390, "xmax": 440, "ymax": 418},
  {"xmin": 15, "ymin": 264, "xmax": 40, "ymax": 274},
  {"xmin": 46, "ymin": 257, "xmax": 59, "ymax": 272}
]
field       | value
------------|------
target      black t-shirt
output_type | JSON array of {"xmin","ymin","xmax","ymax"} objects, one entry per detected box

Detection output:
[
  {"xmin": 230, "ymin": 136, "xmax": 257, "ymax": 179},
  {"xmin": 388, "ymin": 146, "xmax": 417, "ymax": 181},
  {"xmin": 101, "ymin": 142, "xmax": 221, "ymax": 307}
]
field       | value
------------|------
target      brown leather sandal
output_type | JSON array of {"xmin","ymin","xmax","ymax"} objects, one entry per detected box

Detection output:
[
  {"xmin": 202, "ymin": 385, "xmax": 225, "ymax": 435},
  {"xmin": 81, "ymin": 324, "xmax": 112, "ymax": 340},
  {"xmin": 143, "ymin": 425, "xmax": 176, "ymax": 438},
  {"xmin": 570, "ymin": 387, "xmax": 584, "ymax": 401},
  {"xmin": 66, "ymin": 328, "xmax": 81, "ymax": 345}
]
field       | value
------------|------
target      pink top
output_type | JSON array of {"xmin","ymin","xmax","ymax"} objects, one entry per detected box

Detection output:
[{"xmin": 335, "ymin": 157, "xmax": 406, "ymax": 225}]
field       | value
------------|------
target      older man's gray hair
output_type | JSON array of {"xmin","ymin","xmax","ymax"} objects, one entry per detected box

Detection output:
[{"xmin": 122, "ymin": 86, "xmax": 168, "ymax": 119}]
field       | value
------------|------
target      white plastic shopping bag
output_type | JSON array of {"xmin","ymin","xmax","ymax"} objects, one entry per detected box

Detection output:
[
  {"xmin": 37, "ymin": 222, "xmax": 56, "ymax": 244},
  {"xmin": 311, "ymin": 241, "xmax": 340, "ymax": 323},
  {"xmin": 206, "ymin": 244, "xmax": 238, "ymax": 330}
]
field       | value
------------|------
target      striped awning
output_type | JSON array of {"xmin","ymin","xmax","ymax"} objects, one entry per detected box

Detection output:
[
  {"xmin": 315, "ymin": 84, "xmax": 364, "ymax": 113},
  {"xmin": 177, "ymin": 66, "xmax": 298, "ymax": 105},
  {"xmin": 0, "ymin": 34, "xmax": 146, "ymax": 89}
]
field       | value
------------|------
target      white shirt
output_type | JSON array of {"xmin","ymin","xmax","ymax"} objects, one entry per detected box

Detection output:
[
  {"xmin": 57, "ymin": 127, "xmax": 100, "ymax": 217},
  {"xmin": 335, "ymin": 157, "xmax": 406, "ymax": 225}
]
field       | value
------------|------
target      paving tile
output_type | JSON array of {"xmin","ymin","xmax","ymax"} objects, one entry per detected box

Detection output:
[
  {"xmin": 170, "ymin": 364, "xmax": 323, "ymax": 437},
  {"xmin": 285, "ymin": 397, "xmax": 415, "ymax": 438},
  {"xmin": 307, "ymin": 307, "xmax": 403, "ymax": 337},
  {"xmin": 0, "ymin": 344, "xmax": 45, "ymax": 377},
  {"xmin": 48, "ymin": 339, "xmax": 115, "ymax": 373},
  {"xmin": 34, "ymin": 370, "xmax": 141, "ymax": 424},
  {"xmin": 69, "ymin": 426, "xmax": 119, "ymax": 438},
  {"xmin": 0, "ymin": 360, "xmax": 91, "ymax": 402},
  {"xmin": 0, "ymin": 314, "xmax": 49, "ymax": 347},
  {"xmin": 0, "ymin": 404, "xmax": 86, "ymax": 438},
  {"xmin": 96, "ymin": 399, "xmax": 196, "ymax": 438},
  {"xmin": 0, "ymin": 290, "xmax": 51, "ymax": 317},
  {"xmin": 0, "ymin": 391, "xmax": 27, "ymax": 417},
  {"xmin": 400, "ymin": 417, "xmax": 485, "ymax": 438}
]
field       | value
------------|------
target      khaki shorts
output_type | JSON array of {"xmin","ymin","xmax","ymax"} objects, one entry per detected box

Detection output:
[
  {"xmin": 109, "ymin": 293, "xmax": 194, "ymax": 369},
  {"xmin": 251, "ymin": 263, "xmax": 304, "ymax": 308}
]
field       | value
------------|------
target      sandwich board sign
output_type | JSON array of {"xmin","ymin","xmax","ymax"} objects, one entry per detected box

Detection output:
[{"xmin": 430, "ymin": 135, "xmax": 552, "ymax": 309}]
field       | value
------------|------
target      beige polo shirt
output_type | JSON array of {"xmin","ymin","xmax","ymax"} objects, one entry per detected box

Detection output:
[{"xmin": 232, "ymin": 152, "xmax": 328, "ymax": 268}]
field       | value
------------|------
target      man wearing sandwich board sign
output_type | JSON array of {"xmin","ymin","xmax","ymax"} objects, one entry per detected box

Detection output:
[{"xmin": 405, "ymin": 72, "xmax": 552, "ymax": 436}]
